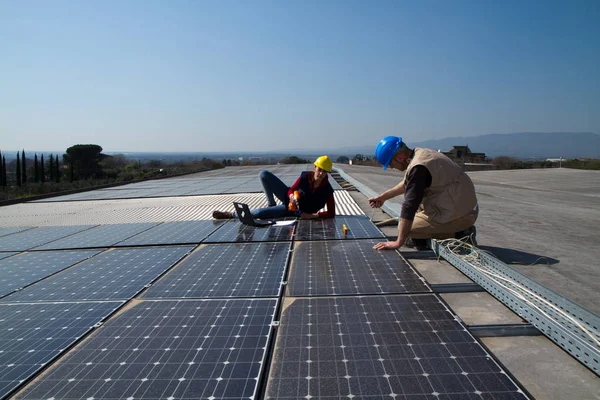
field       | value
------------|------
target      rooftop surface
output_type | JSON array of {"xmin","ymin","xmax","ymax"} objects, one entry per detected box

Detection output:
[{"xmin": 0, "ymin": 165, "xmax": 598, "ymax": 399}]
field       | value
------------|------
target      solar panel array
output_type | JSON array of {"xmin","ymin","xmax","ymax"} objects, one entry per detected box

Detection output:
[
  {"xmin": 266, "ymin": 296, "xmax": 527, "ymax": 399},
  {"xmin": 0, "ymin": 250, "xmax": 102, "ymax": 298},
  {"xmin": 0, "ymin": 301, "xmax": 123, "ymax": 399},
  {"xmin": 0, "ymin": 168, "xmax": 529, "ymax": 399}
]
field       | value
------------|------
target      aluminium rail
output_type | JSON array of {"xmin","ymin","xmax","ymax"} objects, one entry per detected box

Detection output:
[{"xmin": 431, "ymin": 240, "xmax": 600, "ymax": 377}]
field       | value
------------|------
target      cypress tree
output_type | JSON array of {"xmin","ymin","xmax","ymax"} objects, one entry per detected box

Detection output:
[
  {"xmin": 0, "ymin": 151, "xmax": 3, "ymax": 187},
  {"xmin": 21, "ymin": 150, "xmax": 26, "ymax": 184},
  {"xmin": 34, "ymin": 154, "xmax": 39, "ymax": 183},
  {"xmin": 2, "ymin": 156, "xmax": 6, "ymax": 187},
  {"xmin": 41, "ymin": 154, "xmax": 45, "ymax": 183},
  {"xmin": 16, "ymin": 152, "xmax": 21, "ymax": 186},
  {"xmin": 49, "ymin": 154, "xmax": 54, "ymax": 181},
  {"xmin": 55, "ymin": 155, "xmax": 60, "ymax": 183}
]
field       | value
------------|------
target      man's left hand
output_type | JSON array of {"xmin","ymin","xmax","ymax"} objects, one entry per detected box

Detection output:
[{"xmin": 373, "ymin": 240, "xmax": 402, "ymax": 250}]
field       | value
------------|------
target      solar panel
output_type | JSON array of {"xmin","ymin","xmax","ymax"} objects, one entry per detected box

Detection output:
[
  {"xmin": 0, "ymin": 226, "xmax": 96, "ymax": 252},
  {"xmin": 0, "ymin": 253, "xmax": 17, "ymax": 261},
  {"xmin": 116, "ymin": 220, "xmax": 225, "ymax": 246},
  {"xmin": 1, "ymin": 246, "xmax": 193, "ymax": 303},
  {"xmin": 16, "ymin": 299, "xmax": 276, "ymax": 400},
  {"xmin": 295, "ymin": 216, "xmax": 385, "ymax": 241},
  {"xmin": 288, "ymin": 240, "xmax": 429, "ymax": 296},
  {"xmin": 0, "ymin": 227, "xmax": 33, "ymax": 238},
  {"xmin": 265, "ymin": 295, "xmax": 528, "ymax": 399},
  {"xmin": 143, "ymin": 242, "xmax": 290, "ymax": 299},
  {"xmin": 0, "ymin": 250, "xmax": 103, "ymax": 299},
  {"xmin": 33, "ymin": 223, "xmax": 159, "ymax": 250},
  {"xmin": 0, "ymin": 301, "xmax": 123, "ymax": 400},
  {"xmin": 204, "ymin": 221, "xmax": 295, "ymax": 243}
]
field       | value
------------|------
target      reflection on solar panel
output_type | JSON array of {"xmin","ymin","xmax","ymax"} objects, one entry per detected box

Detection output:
[
  {"xmin": 1, "ymin": 246, "xmax": 193, "ymax": 302},
  {"xmin": 0, "ymin": 250, "xmax": 103, "ymax": 298},
  {"xmin": 17, "ymin": 299, "xmax": 276, "ymax": 400},
  {"xmin": 288, "ymin": 240, "xmax": 429, "ymax": 296},
  {"xmin": 0, "ymin": 226, "xmax": 96, "ymax": 252},
  {"xmin": 0, "ymin": 301, "xmax": 123, "ymax": 400},
  {"xmin": 0, "ymin": 253, "xmax": 17, "ymax": 261},
  {"xmin": 0, "ymin": 227, "xmax": 32, "ymax": 238},
  {"xmin": 295, "ymin": 216, "xmax": 385, "ymax": 241},
  {"xmin": 204, "ymin": 221, "xmax": 295, "ymax": 243},
  {"xmin": 143, "ymin": 242, "xmax": 290, "ymax": 299},
  {"xmin": 116, "ymin": 220, "xmax": 225, "ymax": 246},
  {"xmin": 34, "ymin": 223, "xmax": 159, "ymax": 250},
  {"xmin": 266, "ymin": 295, "xmax": 527, "ymax": 399}
]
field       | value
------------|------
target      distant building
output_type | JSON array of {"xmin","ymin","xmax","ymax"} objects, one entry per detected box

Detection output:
[{"xmin": 442, "ymin": 145, "xmax": 486, "ymax": 163}]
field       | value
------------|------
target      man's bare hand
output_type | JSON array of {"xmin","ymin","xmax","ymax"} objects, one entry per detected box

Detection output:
[
  {"xmin": 373, "ymin": 240, "xmax": 401, "ymax": 250},
  {"xmin": 368, "ymin": 196, "xmax": 384, "ymax": 208}
]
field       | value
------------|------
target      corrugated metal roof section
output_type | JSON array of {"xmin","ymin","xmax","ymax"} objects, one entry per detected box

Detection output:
[{"xmin": 0, "ymin": 191, "xmax": 363, "ymax": 227}]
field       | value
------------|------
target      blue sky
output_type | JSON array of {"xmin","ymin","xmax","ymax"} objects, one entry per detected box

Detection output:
[{"xmin": 1, "ymin": 0, "xmax": 599, "ymax": 153}]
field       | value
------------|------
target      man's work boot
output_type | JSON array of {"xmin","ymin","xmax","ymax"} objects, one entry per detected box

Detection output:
[
  {"xmin": 455, "ymin": 226, "xmax": 477, "ymax": 246},
  {"xmin": 405, "ymin": 238, "xmax": 429, "ymax": 251},
  {"xmin": 212, "ymin": 210, "xmax": 234, "ymax": 219}
]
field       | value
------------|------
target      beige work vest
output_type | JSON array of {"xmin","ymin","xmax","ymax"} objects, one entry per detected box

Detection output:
[{"xmin": 400, "ymin": 148, "xmax": 478, "ymax": 224}]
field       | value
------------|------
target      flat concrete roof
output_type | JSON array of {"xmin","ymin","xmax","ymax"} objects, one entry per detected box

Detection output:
[{"xmin": 336, "ymin": 165, "xmax": 600, "ymax": 316}]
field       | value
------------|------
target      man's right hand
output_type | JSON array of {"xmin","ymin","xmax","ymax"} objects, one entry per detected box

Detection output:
[{"xmin": 368, "ymin": 196, "xmax": 384, "ymax": 208}]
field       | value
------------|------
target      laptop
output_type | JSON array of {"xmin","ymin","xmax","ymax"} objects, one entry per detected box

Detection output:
[{"xmin": 233, "ymin": 202, "xmax": 276, "ymax": 227}]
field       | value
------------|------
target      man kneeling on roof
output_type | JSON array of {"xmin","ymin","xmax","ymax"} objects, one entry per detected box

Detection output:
[
  {"xmin": 213, "ymin": 155, "xmax": 336, "ymax": 220},
  {"xmin": 369, "ymin": 136, "xmax": 478, "ymax": 251}
]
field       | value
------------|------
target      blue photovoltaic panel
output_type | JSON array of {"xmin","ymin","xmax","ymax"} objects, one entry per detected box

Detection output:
[
  {"xmin": 0, "ymin": 301, "xmax": 123, "ymax": 400},
  {"xmin": 34, "ymin": 223, "xmax": 159, "ymax": 250},
  {"xmin": 203, "ymin": 220, "xmax": 295, "ymax": 243},
  {"xmin": 16, "ymin": 299, "xmax": 276, "ymax": 400},
  {"xmin": 143, "ymin": 242, "xmax": 289, "ymax": 299},
  {"xmin": 288, "ymin": 240, "xmax": 429, "ymax": 296},
  {"xmin": 1, "ymin": 246, "xmax": 193, "ymax": 302},
  {"xmin": 0, "ymin": 226, "xmax": 96, "ymax": 252},
  {"xmin": 295, "ymin": 216, "xmax": 385, "ymax": 241},
  {"xmin": 116, "ymin": 220, "xmax": 225, "ymax": 246},
  {"xmin": 0, "ymin": 253, "xmax": 17, "ymax": 261},
  {"xmin": 266, "ymin": 295, "xmax": 528, "ymax": 399},
  {"xmin": 0, "ymin": 250, "xmax": 103, "ymax": 299},
  {"xmin": 0, "ymin": 227, "xmax": 33, "ymax": 238}
]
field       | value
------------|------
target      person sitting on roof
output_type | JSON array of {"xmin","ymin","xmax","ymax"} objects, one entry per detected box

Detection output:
[
  {"xmin": 369, "ymin": 136, "xmax": 478, "ymax": 251},
  {"xmin": 212, "ymin": 155, "xmax": 336, "ymax": 220}
]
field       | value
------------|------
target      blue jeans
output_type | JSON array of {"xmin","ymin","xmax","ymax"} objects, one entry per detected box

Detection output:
[{"xmin": 252, "ymin": 171, "xmax": 292, "ymax": 219}]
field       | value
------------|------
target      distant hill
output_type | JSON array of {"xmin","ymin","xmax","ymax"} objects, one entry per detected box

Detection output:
[{"xmin": 409, "ymin": 132, "xmax": 600, "ymax": 159}]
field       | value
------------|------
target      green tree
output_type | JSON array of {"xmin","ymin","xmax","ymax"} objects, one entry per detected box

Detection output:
[
  {"xmin": 41, "ymin": 154, "xmax": 45, "ymax": 183},
  {"xmin": 49, "ymin": 154, "xmax": 54, "ymax": 181},
  {"xmin": 55, "ymin": 154, "xmax": 60, "ymax": 183},
  {"xmin": 336, "ymin": 156, "xmax": 349, "ymax": 164},
  {"xmin": 21, "ymin": 150, "xmax": 26, "ymax": 184},
  {"xmin": 0, "ymin": 151, "xmax": 3, "ymax": 187},
  {"xmin": 16, "ymin": 152, "xmax": 21, "ymax": 186},
  {"xmin": 2, "ymin": 156, "xmax": 6, "ymax": 188},
  {"xmin": 63, "ymin": 144, "xmax": 105, "ymax": 180},
  {"xmin": 34, "ymin": 153, "xmax": 39, "ymax": 183}
]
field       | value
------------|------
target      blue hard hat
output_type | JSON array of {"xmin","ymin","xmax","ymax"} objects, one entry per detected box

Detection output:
[{"xmin": 375, "ymin": 136, "xmax": 402, "ymax": 170}]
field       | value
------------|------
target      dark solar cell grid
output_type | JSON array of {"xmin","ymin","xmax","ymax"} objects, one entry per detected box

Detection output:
[
  {"xmin": 295, "ymin": 216, "xmax": 385, "ymax": 241},
  {"xmin": 116, "ymin": 220, "xmax": 225, "ymax": 246},
  {"xmin": 288, "ymin": 240, "xmax": 429, "ymax": 296},
  {"xmin": 203, "ymin": 221, "xmax": 295, "ymax": 243},
  {"xmin": 0, "ymin": 226, "xmax": 97, "ymax": 252},
  {"xmin": 0, "ymin": 227, "xmax": 33, "ymax": 238},
  {"xmin": 143, "ymin": 242, "xmax": 289, "ymax": 299},
  {"xmin": 0, "ymin": 250, "xmax": 103, "ymax": 299},
  {"xmin": 34, "ymin": 223, "xmax": 160, "ymax": 250},
  {"xmin": 16, "ymin": 299, "xmax": 276, "ymax": 400},
  {"xmin": 1, "ymin": 246, "xmax": 193, "ymax": 303},
  {"xmin": 0, "ymin": 253, "xmax": 17, "ymax": 261},
  {"xmin": 0, "ymin": 301, "xmax": 123, "ymax": 400},
  {"xmin": 266, "ymin": 295, "xmax": 527, "ymax": 399}
]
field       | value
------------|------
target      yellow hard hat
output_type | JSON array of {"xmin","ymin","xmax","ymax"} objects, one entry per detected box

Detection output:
[{"xmin": 314, "ymin": 155, "xmax": 332, "ymax": 172}]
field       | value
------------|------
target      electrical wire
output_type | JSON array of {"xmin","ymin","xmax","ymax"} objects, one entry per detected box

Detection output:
[{"xmin": 434, "ymin": 237, "xmax": 600, "ymax": 348}]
